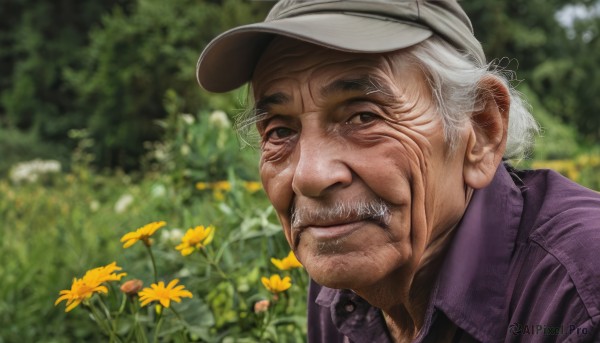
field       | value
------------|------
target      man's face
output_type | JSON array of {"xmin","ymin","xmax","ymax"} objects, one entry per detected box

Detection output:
[{"xmin": 253, "ymin": 38, "xmax": 470, "ymax": 291}]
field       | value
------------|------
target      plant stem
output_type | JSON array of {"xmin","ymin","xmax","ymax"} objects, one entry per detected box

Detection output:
[
  {"xmin": 257, "ymin": 304, "xmax": 273, "ymax": 341},
  {"xmin": 153, "ymin": 315, "xmax": 164, "ymax": 343},
  {"xmin": 145, "ymin": 244, "xmax": 159, "ymax": 283},
  {"xmin": 88, "ymin": 300, "xmax": 119, "ymax": 342},
  {"xmin": 200, "ymin": 249, "xmax": 247, "ymax": 310},
  {"xmin": 170, "ymin": 308, "xmax": 189, "ymax": 342},
  {"xmin": 199, "ymin": 248, "xmax": 248, "ymax": 323},
  {"xmin": 126, "ymin": 298, "xmax": 148, "ymax": 343}
]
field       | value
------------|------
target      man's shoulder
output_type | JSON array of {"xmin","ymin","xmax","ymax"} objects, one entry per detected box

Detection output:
[
  {"xmin": 517, "ymin": 168, "xmax": 600, "ymax": 318},
  {"xmin": 518, "ymin": 167, "xmax": 600, "ymax": 243}
]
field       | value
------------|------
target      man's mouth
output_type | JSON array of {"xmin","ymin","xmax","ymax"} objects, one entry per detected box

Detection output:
[
  {"xmin": 303, "ymin": 218, "xmax": 373, "ymax": 241},
  {"xmin": 289, "ymin": 199, "xmax": 392, "ymax": 248}
]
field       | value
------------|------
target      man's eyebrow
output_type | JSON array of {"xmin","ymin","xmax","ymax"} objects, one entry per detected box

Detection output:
[
  {"xmin": 321, "ymin": 76, "xmax": 395, "ymax": 100},
  {"xmin": 255, "ymin": 92, "xmax": 290, "ymax": 114}
]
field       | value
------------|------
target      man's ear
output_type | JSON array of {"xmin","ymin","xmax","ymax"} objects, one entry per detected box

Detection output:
[{"xmin": 463, "ymin": 75, "xmax": 510, "ymax": 189}]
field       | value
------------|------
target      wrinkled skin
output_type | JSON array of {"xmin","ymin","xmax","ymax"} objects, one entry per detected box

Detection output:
[{"xmin": 252, "ymin": 37, "xmax": 508, "ymax": 335}]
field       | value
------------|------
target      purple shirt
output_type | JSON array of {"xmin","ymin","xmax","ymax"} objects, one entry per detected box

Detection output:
[{"xmin": 307, "ymin": 164, "xmax": 600, "ymax": 342}]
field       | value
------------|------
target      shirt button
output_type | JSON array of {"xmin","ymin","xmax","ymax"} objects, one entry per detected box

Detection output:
[{"xmin": 344, "ymin": 302, "xmax": 355, "ymax": 312}]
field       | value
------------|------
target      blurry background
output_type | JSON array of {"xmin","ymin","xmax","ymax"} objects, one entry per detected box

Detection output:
[{"xmin": 0, "ymin": 0, "xmax": 598, "ymax": 342}]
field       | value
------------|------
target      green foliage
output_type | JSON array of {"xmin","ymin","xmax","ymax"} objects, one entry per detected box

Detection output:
[
  {"xmin": 0, "ymin": 162, "xmax": 306, "ymax": 342},
  {"xmin": 145, "ymin": 90, "xmax": 259, "ymax": 189},
  {"xmin": 0, "ymin": 0, "xmax": 125, "ymax": 133},
  {"xmin": 0, "ymin": 0, "xmax": 270, "ymax": 170},
  {"xmin": 462, "ymin": 0, "xmax": 600, "ymax": 143},
  {"xmin": 0, "ymin": 173, "xmax": 127, "ymax": 342},
  {"xmin": 0, "ymin": 104, "xmax": 306, "ymax": 342},
  {"xmin": 64, "ymin": 0, "xmax": 269, "ymax": 170},
  {"xmin": 517, "ymin": 85, "xmax": 579, "ymax": 160}
]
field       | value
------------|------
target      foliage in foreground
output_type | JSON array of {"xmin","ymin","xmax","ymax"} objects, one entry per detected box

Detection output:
[{"xmin": 0, "ymin": 109, "xmax": 307, "ymax": 342}]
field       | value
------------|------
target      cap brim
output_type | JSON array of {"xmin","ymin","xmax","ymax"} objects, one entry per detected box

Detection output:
[{"xmin": 197, "ymin": 13, "xmax": 432, "ymax": 93}]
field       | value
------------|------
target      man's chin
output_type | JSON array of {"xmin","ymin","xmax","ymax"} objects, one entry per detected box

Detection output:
[
  {"xmin": 300, "ymin": 250, "xmax": 382, "ymax": 290},
  {"xmin": 294, "ymin": 224, "xmax": 408, "ymax": 289}
]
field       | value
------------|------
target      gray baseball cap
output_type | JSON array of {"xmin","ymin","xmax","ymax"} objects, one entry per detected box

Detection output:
[{"xmin": 197, "ymin": 0, "xmax": 485, "ymax": 93}]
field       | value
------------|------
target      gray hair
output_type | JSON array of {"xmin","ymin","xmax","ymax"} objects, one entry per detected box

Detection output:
[{"xmin": 402, "ymin": 37, "xmax": 539, "ymax": 159}]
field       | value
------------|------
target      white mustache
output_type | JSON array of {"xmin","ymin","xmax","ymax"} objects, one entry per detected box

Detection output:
[{"xmin": 291, "ymin": 199, "xmax": 392, "ymax": 229}]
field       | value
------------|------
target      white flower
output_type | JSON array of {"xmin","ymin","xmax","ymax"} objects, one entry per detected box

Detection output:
[
  {"xmin": 180, "ymin": 113, "xmax": 195, "ymax": 125},
  {"xmin": 209, "ymin": 110, "xmax": 231, "ymax": 129},
  {"xmin": 177, "ymin": 267, "xmax": 192, "ymax": 278},
  {"xmin": 169, "ymin": 228, "xmax": 184, "ymax": 242},
  {"xmin": 114, "ymin": 194, "xmax": 134, "ymax": 213},
  {"xmin": 161, "ymin": 228, "xmax": 184, "ymax": 246},
  {"xmin": 9, "ymin": 159, "xmax": 61, "ymax": 184},
  {"xmin": 180, "ymin": 144, "xmax": 190, "ymax": 156},
  {"xmin": 90, "ymin": 200, "xmax": 100, "ymax": 212},
  {"xmin": 151, "ymin": 184, "xmax": 166, "ymax": 198}
]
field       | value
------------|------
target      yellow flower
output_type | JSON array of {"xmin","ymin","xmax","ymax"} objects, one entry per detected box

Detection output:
[
  {"xmin": 138, "ymin": 279, "xmax": 193, "ymax": 308},
  {"xmin": 55, "ymin": 262, "xmax": 126, "ymax": 312},
  {"xmin": 120, "ymin": 221, "xmax": 166, "ymax": 248},
  {"xmin": 175, "ymin": 225, "xmax": 215, "ymax": 256},
  {"xmin": 55, "ymin": 277, "xmax": 108, "ymax": 312},
  {"xmin": 213, "ymin": 190, "xmax": 225, "ymax": 201},
  {"xmin": 212, "ymin": 181, "xmax": 231, "ymax": 201},
  {"xmin": 243, "ymin": 181, "xmax": 262, "ymax": 193},
  {"xmin": 82, "ymin": 261, "xmax": 127, "ymax": 285},
  {"xmin": 261, "ymin": 274, "xmax": 292, "ymax": 294},
  {"xmin": 195, "ymin": 182, "xmax": 208, "ymax": 191},
  {"xmin": 213, "ymin": 181, "xmax": 231, "ymax": 192},
  {"xmin": 271, "ymin": 251, "xmax": 303, "ymax": 270}
]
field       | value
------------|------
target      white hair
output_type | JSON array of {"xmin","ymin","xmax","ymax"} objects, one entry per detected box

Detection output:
[{"xmin": 402, "ymin": 37, "xmax": 539, "ymax": 159}]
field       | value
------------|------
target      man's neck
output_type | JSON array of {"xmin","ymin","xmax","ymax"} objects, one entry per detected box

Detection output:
[{"xmin": 353, "ymin": 222, "xmax": 460, "ymax": 342}]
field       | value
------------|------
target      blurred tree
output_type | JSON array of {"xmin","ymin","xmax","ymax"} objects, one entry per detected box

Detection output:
[
  {"xmin": 0, "ymin": 0, "xmax": 129, "ymax": 137},
  {"xmin": 0, "ymin": 0, "xmax": 270, "ymax": 171},
  {"xmin": 65, "ymin": 0, "xmax": 270, "ymax": 170},
  {"xmin": 462, "ymin": 0, "xmax": 600, "ymax": 145}
]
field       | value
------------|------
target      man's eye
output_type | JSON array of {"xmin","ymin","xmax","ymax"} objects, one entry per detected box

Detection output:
[
  {"xmin": 347, "ymin": 112, "xmax": 379, "ymax": 125},
  {"xmin": 266, "ymin": 127, "xmax": 294, "ymax": 140}
]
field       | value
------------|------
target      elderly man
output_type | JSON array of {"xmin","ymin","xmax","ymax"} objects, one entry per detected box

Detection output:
[{"xmin": 196, "ymin": 1, "xmax": 600, "ymax": 342}]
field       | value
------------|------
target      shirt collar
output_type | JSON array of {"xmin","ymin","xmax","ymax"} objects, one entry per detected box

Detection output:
[{"xmin": 419, "ymin": 164, "xmax": 523, "ymax": 342}]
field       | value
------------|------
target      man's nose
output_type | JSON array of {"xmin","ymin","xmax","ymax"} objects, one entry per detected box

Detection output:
[{"xmin": 291, "ymin": 135, "xmax": 353, "ymax": 198}]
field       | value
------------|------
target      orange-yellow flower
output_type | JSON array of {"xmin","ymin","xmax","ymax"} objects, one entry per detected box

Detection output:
[
  {"xmin": 120, "ymin": 221, "xmax": 166, "ymax": 248},
  {"xmin": 243, "ymin": 181, "xmax": 262, "ymax": 193},
  {"xmin": 82, "ymin": 261, "xmax": 127, "ymax": 285},
  {"xmin": 261, "ymin": 274, "xmax": 292, "ymax": 294},
  {"xmin": 138, "ymin": 279, "xmax": 193, "ymax": 308},
  {"xmin": 195, "ymin": 182, "xmax": 208, "ymax": 191},
  {"xmin": 212, "ymin": 181, "xmax": 231, "ymax": 201},
  {"xmin": 213, "ymin": 181, "xmax": 231, "ymax": 192},
  {"xmin": 55, "ymin": 277, "xmax": 108, "ymax": 312},
  {"xmin": 270, "ymin": 251, "xmax": 303, "ymax": 271},
  {"xmin": 54, "ymin": 262, "xmax": 127, "ymax": 312},
  {"xmin": 175, "ymin": 225, "xmax": 215, "ymax": 256},
  {"xmin": 55, "ymin": 262, "xmax": 126, "ymax": 312}
]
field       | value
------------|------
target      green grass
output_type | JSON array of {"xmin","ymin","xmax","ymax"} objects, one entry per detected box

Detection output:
[{"xmin": 0, "ymin": 168, "xmax": 307, "ymax": 342}]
